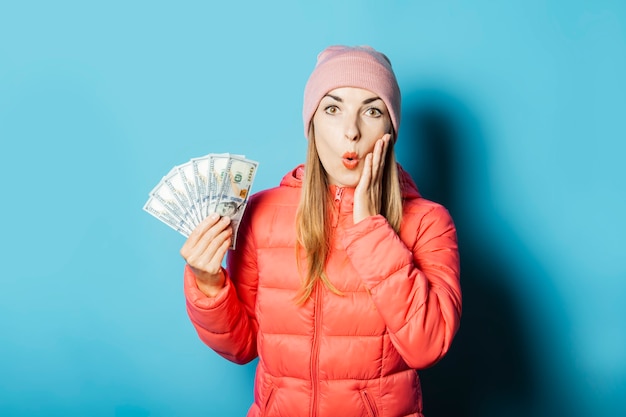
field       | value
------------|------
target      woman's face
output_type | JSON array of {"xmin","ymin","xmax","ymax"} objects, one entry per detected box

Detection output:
[{"xmin": 312, "ymin": 87, "xmax": 392, "ymax": 187}]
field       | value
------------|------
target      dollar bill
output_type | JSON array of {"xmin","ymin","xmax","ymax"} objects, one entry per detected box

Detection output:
[
  {"xmin": 143, "ymin": 153, "xmax": 259, "ymax": 250},
  {"xmin": 148, "ymin": 172, "xmax": 197, "ymax": 228},
  {"xmin": 176, "ymin": 161, "xmax": 202, "ymax": 224},
  {"xmin": 207, "ymin": 153, "xmax": 233, "ymax": 216},
  {"xmin": 143, "ymin": 195, "xmax": 193, "ymax": 236},
  {"xmin": 162, "ymin": 167, "xmax": 201, "ymax": 227},
  {"xmin": 213, "ymin": 155, "xmax": 259, "ymax": 248},
  {"xmin": 191, "ymin": 156, "xmax": 210, "ymax": 217}
]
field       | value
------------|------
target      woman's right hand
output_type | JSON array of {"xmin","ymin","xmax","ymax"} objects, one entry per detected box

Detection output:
[{"xmin": 180, "ymin": 213, "xmax": 233, "ymax": 297}]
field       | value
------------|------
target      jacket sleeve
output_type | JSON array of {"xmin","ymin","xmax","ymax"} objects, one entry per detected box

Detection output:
[
  {"xmin": 342, "ymin": 204, "xmax": 461, "ymax": 369},
  {"xmin": 183, "ymin": 213, "xmax": 259, "ymax": 365}
]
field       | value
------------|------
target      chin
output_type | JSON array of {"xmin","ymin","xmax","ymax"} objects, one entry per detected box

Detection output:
[
  {"xmin": 326, "ymin": 166, "xmax": 363, "ymax": 188},
  {"xmin": 335, "ymin": 174, "xmax": 361, "ymax": 188}
]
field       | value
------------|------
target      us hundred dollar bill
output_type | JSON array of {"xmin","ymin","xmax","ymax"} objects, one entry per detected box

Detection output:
[
  {"xmin": 162, "ymin": 167, "xmax": 201, "ymax": 228},
  {"xmin": 213, "ymin": 156, "xmax": 259, "ymax": 249},
  {"xmin": 143, "ymin": 195, "xmax": 193, "ymax": 236},
  {"xmin": 207, "ymin": 153, "xmax": 233, "ymax": 216},
  {"xmin": 144, "ymin": 153, "xmax": 258, "ymax": 248},
  {"xmin": 176, "ymin": 161, "xmax": 202, "ymax": 225},
  {"xmin": 191, "ymin": 156, "xmax": 210, "ymax": 218},
  {"xmin": 148, "ymin": 173, "xmax": 197, "ymax": 228}
]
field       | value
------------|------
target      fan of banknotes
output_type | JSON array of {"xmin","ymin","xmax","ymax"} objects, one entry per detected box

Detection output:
[{"xmin": 143, "ymin": 153, "xmax": 259, "ymax": 249}]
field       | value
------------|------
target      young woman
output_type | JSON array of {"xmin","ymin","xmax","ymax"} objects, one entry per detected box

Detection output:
[{"xmin": 180, "ymin": 45, "xmax": 461, "ymax": 417}]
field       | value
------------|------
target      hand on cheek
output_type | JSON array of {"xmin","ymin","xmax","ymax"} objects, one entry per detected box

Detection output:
[{"xmin": 353, "ymin": 134, "xmax": 390, "ymax": 224}]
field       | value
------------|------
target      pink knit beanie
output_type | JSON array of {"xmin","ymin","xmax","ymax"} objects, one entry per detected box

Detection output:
[{"xmin": 303, "ymin": 45, "xmax": 401, "ymax": 139}]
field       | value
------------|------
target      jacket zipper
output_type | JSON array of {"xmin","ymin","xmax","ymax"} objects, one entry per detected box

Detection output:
[
  {"xmin": 334, "ymin": 187, "xmax": 343, "ymax": 202},
  {"xmin": 311, "ymin": 186, "xmax": 339, "ymax": 416},
  {"xmin": 262, "ymin": 385, "xmax": 277, "ymax": 417},
  {"xmin": 360, "ymin": 389, "xmax": 378, "ymax": 417},
  {"xmin": 310, "ymin": 283, "xmax": 323, "ymax": 417},
  {"xmin": 332, "ymin": 187, "xmax": 343, "ymax": 227}
]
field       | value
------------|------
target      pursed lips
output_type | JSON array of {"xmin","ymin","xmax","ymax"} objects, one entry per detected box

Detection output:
[{"xmin": 342, "ymin": 152, "xmax": 359, "ymax": 169}]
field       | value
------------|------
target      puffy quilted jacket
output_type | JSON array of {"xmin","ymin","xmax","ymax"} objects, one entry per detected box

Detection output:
[{"xmin": 184, "ymin": 164, "xmax": 461, "ymax": 417}]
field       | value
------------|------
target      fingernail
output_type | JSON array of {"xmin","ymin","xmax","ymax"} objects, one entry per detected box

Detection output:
[{"xmin": 209, "ymin": 213, "xmax": 219, "ymax": 221}]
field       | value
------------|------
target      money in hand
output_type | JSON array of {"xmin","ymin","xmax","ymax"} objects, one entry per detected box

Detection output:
[{"xmin": 143, "ymin": 153, "xmax": 259, "ymax": 249}]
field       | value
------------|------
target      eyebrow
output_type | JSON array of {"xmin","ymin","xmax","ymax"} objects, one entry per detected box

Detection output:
[{"xmin": 324, "ymin": 94, "xmax": 382, "ymax": 105}]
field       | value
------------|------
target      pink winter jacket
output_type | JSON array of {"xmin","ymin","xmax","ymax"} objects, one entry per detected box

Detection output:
[{"xmin": 184, "ymin": 164, "xmax": 461, "ymax": 417}]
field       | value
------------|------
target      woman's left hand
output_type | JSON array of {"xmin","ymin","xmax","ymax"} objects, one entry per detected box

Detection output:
[{"xmin": 354, "ymin": 133, "xmax": 391, "ymax": 224}]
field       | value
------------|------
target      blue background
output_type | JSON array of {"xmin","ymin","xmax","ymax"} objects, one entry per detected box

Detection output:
[{"xmin": 1, "ymin": 1, "xmax": 624, "ymax": 416}]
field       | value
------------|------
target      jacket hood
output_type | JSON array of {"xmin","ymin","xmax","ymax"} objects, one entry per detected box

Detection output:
[{"xmin": 280, "ymin": 164, "xmax": 422, "ymax": 199}]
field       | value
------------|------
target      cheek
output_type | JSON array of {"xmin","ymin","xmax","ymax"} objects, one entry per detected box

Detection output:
[
  {"xmin": 314, "ymin": 138, "xmax": 333, "ymax": 164},
  {"xmin": 364, "ymin": 117, "xmax": 391, "ymax": 136},
  {"xmin": 314, "ymin": 127, "xmax": 339, "ymax": 156},
  {"xmin": 313, "ymin": 110, "xmax": 343, "ymax": 138},
  {"xmin": 314, "ymin": 139, "xmax": 340, "ymax": 178}
]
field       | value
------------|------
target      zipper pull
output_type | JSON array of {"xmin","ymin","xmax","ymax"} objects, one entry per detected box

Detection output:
[
  {"xmin": 334, "ymin": 187, "xmax": 343, "ymax": 202},
  {"xmin": 332, "ymin": 187, "xmax": 343, "ymax": 228}
]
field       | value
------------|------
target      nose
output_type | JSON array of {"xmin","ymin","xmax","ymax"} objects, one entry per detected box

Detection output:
[{"xmin": 344, "ymin": 114, "xmax": 360, "ymax": 141}]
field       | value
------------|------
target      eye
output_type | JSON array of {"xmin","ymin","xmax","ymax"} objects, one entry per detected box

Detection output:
[
  {"xmin": 324, "ymin": 105, "xmax": 339, "ymax": 114},
  {"xmin": 365, "ymin": 107, "xmax": 383, "ymax": 117}
]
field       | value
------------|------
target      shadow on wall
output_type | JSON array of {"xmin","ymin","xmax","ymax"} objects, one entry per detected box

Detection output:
[{"xmin": 400, "ymin": 88, "xmax": 573, "ymax": 417}]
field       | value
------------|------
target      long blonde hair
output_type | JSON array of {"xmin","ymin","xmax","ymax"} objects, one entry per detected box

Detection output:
[{"xmin": 294, "ymin": 126, "xmax": 404, "ymax": 303}]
